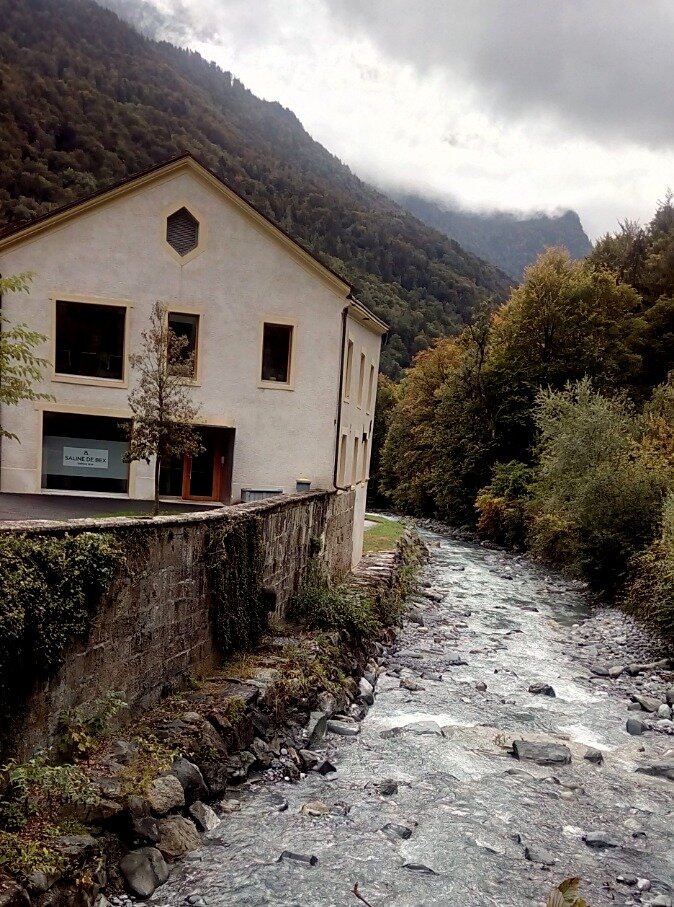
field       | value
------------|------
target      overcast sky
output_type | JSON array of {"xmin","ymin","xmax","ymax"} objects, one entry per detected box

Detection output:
[{"xmin": 122, "ymin": 0, "xmax": 674, "ymax": 239}]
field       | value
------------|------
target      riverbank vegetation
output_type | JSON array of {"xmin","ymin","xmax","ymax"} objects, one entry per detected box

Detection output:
[{"xmin": 377, "ymin": 194, "xmax": 674, "ymax": 642}]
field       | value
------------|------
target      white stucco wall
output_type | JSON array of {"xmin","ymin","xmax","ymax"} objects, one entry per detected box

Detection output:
[{"xmin": 0, "ymin": 161, "xmax": 384, "ymax": 564}]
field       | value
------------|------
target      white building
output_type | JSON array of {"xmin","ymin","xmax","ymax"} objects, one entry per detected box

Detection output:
[{"xmin": 0, "ymin": 154, "xmax": 386, "ymax": 562}]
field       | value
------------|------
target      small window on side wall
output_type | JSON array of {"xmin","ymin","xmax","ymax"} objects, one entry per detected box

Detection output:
[
  {"xmin": 167, "ymin": 207, "xmax": 199, "ymax": 256},
  {"xmin": 261, "ymin": 322, "xmax": 293, "ymax": 384},
  {"xmin": 168, "ymin": 312, "xmax": 199, "ymax": 378}
]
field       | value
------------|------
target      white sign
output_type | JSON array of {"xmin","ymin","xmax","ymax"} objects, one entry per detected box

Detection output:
[{"xmin": 62, "ymin": 447, "xmax": 109, "ymax": 470}]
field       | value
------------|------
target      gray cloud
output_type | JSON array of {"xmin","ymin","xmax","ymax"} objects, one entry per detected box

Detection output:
[{"xmin": 329, "ymin": 0, "xmax": 674, "ymax": 148}]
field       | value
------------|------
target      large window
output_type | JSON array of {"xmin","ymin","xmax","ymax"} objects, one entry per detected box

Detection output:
[
  {"xmin": 41, "ymin": 412, "xmax": 130, "ymax": 494},
  {"xmin": 55, "ymin": 300, "xmax": 126, "ymax": 381},
  {"xmin": 261, "ymin": 322, "xmax": 293, "ymax": 384},
  {"xmin": 168, "ymin": 312, "xmax": 199, "ymax": 378}
]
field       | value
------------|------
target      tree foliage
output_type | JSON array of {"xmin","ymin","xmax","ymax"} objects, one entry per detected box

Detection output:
[
  {"xmin": 125, "ymin": 301, "xmax": 202, "ymax": 515},
  {"xmin": 0, "ymin": 274, "xmax": 51, "ymax": 438}
]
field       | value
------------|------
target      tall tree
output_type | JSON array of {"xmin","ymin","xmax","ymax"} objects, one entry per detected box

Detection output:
[
  {"xmin": 125, "ymin": 301, "xmax": 202, "ymax": 515},
  {"xmin": 0, "ymin": 274, "xmax": 51, "ymax": 439}
]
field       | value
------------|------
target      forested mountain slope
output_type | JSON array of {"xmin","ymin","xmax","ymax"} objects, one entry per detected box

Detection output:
[
  {"xmin": 396, "ymin": 193, "xmax": 592, "ymax": 281},
  {"xmin": 0, "ymin": 0, "xmax": 512, "ymax": 377}
]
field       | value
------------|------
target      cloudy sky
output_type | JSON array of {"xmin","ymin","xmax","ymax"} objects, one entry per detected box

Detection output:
[{"xmin": 118, "ymin": 0, "xmax": 674, "ymax": 239}]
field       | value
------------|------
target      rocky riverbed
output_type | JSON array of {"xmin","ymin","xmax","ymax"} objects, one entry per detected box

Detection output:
[{"xmin": 147, "ymin": 527, "xmax": 674, "ymax": 907}]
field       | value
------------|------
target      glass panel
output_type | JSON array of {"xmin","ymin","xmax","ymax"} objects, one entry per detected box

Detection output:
[
  {"xmin": 261, "ymin": 323, "xmax": 292, "ymax": 383},
  {"xmin": 41, "ymin": 412, "xmax": 130, "ymax": 493},
  {"xmin": 168, "ymin": 312, "xmax": 199, "ymax": 377},
  {"xmin": 55, "ymin": 301, "xmax": 125, "ymax": 380}
]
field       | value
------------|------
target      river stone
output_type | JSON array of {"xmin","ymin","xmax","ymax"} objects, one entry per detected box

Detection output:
[
  {"xmin": 475, "ymin": 681, "xmax": 488, "ymax": 692},
  {"xmin": 300, "ymin": 800, "xmax": 330, "ymax": 816},
  {"xmin": 658, "ymin": 704, "xmax": 673, "ymax": 720},
  {"xmin": 446, "ymin": 653, "xmax": 468, "ymax": 666},
  {"xmin": 189, "ymin": 801, "xmax": 220, "ymax": 832},
  {"xmin": 382, "ymin": 822, "xmax": 413, "ymax": 840},
  {"xmin": 627, "ymin": 717, "xmax": 647, "ymax": 736},
  {"xmin": 157, "ymin": 816, "xmax": 201, "ymax": 860},
  {"xmin": 220, "ymin": 798, "xmax": 242, "ymax": 813},
  {"xmin": 0, "ymin": 882, "xmax": 31, "ymax": 907},
  {"xmin": 627, "ymin": 701, "xmax": 644, "ymax": 711},
  {"xmin": 634, "ymin": 694, "xmax": 662, "ymax": 713},
  {"xmin": 648, "ymin": 896, "xmax": 673, "ymax": 906},
  {"xmin": 306, "ymin": 711, "xmax": 328, "ymax": 747},
  {"xmin": 299, "ymin": 749, "xmax": 319, "ymax": 770},
  {"xmin": 317, "ymin": 691, "xmax": 337, "ymax": 717},
  {"xmin": 590, "ymin": 662, "xmax": 612, "ymax": 677},
  {"xmin": 528, "ymin": 682, "xmax": 556, "ymax": 697},
  {"xmin": 524, "ymin": 845, "xmax": 555, "ymax": 865},
  {"xmin": 584, "ymin": 830, "xmax": 619, "ymax": 848},
  {"xmin": 635, "ymin": 759, "xmax": 674, "ymax": 780},
  {"xmin": 609, "ymin": 665, "xmax": 625, "ymax": 678},
  {"xmin": 120, "ymin": 847, "xmax": 169, "ymax": 897},
  {"xmin": 25, "ymin": 870, "xmax": 61, "ymax": 894},
  {"xmin": 377, "ymin": 779, "xmax": 398, "ymax": 796},
  {"xmin": 403, "ymin": 863, "xmax": 436, "ymax": 874},
  {"xmin": 326, "ymin": 719, "xmax": 360, "ymax": 736},
  {"xmin": 146, "ymin": 774, "xmax": 185, "ymax": 815},
  {"xmin": 666, "ymin": 688, "xmax": 674, "ymax": 706},
  {"xmin": 512, "ymin": 740, "xmax": 571, "ymax": 765},
  {"xmin": 131, "ymin": 814, "xmax": 160, "ymax": 844},
  {"xmin": 278, "ymin": 851, "xmax": 318, "ymax": 865},
  {"xmin": 381, "ymin": 719, "xmax": 445, "ymax": 738},
  {"xmin": 171, "ymin": 758, "xmax": 208, "ymax": 803},
  {"xmin": 583, "ymin": 747, "xmax": 604, "ymax": 765}
]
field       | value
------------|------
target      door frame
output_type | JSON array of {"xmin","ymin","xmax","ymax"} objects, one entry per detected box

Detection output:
[{"xmin": 181, "ymin": 429, "xmax": 222, "ymax": 502}]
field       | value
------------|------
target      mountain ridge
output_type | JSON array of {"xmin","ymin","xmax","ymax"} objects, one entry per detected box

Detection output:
[{"xmin": 394, "ymin": 192, "xmax": 592, "ymax": 281}]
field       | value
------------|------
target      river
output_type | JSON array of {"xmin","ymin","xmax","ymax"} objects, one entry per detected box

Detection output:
[{"xmin": 152, "ymin": 528, "xmax": 674, "ymax": 906}]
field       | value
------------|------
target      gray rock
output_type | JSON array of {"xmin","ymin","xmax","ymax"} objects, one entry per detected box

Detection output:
[
  {"xmin": 637, "ymin": 879, "xmax": 652, "ymax": 892},
  {"xmin": 400, "ymin": 678, "xmax": 425, "ymax": 692},
  {"xmin": 131, "ymin": 815, "xmax": 160, "ymax": 844},
  {"xmin": 608, "ymin": 665, "xmax": 625, "ymax": 678},
  {"xmin": 220, "ymin": 798, "xmax": 242, "ymax": 812},
  {"xmin": 382, "ymin": 720, "xmax": 445, "ymax": 738},
  {"xmin": 171, "ymin": 758, "xmax": 208, "ymax": 803},
  {"xmin": 0, "ymin": 883, "xmax": 31, "ymax": 907},
  {"xmin": 157, "ymin": 816, "xmax": 201, "ymax": 860},
  {"xmin": 110, "ymin": 739, "xmax": 137, "ymax": 765},
  {"xmin": 524, "ymin": 846, "xmax": 556, "ymax": 865},
  {"xmin": 316, "ymin": 691, "xmax": 337, "ymax": 717},
  {"xmin": 407, "ymin": 606, "xmax": 425, "ymax": 626},
  {"xmin": 306, "ymin": 711, "xmax": 328, "ymax": 748},
  {"xmin": 666, "ymin": 688, "xmax": 674, "ymax": 707},
  {"xmin": 315, "ymin": 758, "xmax": 337, "ymax": 775},
  {"xmin": 250, "ymin": 737, "xmax": 274, "ymax": 768},
  {"xmin": 120, "ymin": 847, "xmax": 169, "ymax": 898},
  {"xmin": 647, "ymin": 896, "xmax": 672, "ymax": 906},
  {"xmin": 528, "ymin": 682, "xmax": 556, "ymax": 697},
  {"xmin": 627, "ymin": 717, "xmax": 647, "ymax": 736},
  {"xmin": 583, "ymin": 831, "xmax": 619, "ymax": 848},
  {"xmin": 376, "ymin": 779, "xmax": 398, "ymax": 796},
  {"xmin": 146, "ymin": 774, "xmax": 185, "ymax": 815},
  {"xmin": 359, "ymin": 677, "xmax": 374, "ymax": 697},
  {"xmin": 658, "ymin": 704, "xmax": 673, "ymax": 720},
  {"xmin": 326, "ymin": 719, "xmax": 360, "ymax": 737},
  {"xmin": 54, "ymin": 834, "xmax": 97, "ymax": 857},
  {"xmin": 590, "ymin": 662, "xmax": 612, "ymax": 677},
  {"xmin": 633, "ymin": 694, "xmax": 662, "ymax": 713},
  {"xmin": 299, "ymin": 749, "xmax": 319, "ymax": 770},
  {"xmin": 26, "ymin": 871, "xmax": 61, "ymax": 894},
  {"xmin": 446, "ymin": 653, "xmax": 468, "ymax": 666},
  {"xmin": 278, "ymin": 851, "xmax": 318, "ymax": 865},
  {"xmin": 189, "ymin": 801, "xmax": 220, "ymax": 832},
  {"xmin": 635, "ymin": 759, "xmax": 674, "ymax": 780},
  {"xmin": 402, "ymin": 863, "xmax": 436, "ymax": 874},
  {"xmin": 584, "ymin": 747, "xmax": 604, "ymax": 765},
  {"xmin": 382, "ymin": 822, "xmax": 412, "ymax": 840},
  {"xmin": 627, "ymin": 701, "xmax": 644, "ymax": 711},
  {"xmin": 475, "ymin": 681, "xmax": 488, "ymax": 692},
  {"xmin": 512, "ymin": 740, "xmax": 571, "ymax": 765}
]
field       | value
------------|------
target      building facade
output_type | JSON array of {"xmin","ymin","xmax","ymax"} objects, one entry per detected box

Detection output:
[{"xmin": 0, "ymin": 155, "xmax": 386, "ymax": 563}]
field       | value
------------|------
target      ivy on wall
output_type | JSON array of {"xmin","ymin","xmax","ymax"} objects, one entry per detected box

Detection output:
[
  {"xmin": 205, "ymin": 516, "xmax": 266, "ymax": 655},
  {"xmin": 0, "ymin": 532, "xmax": 122, "ymax": 719}
]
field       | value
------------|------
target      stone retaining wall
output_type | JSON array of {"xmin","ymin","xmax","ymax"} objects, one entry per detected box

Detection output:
[{"xmin": 7, "ymin": 489, "xmax": 355, "ymax": 757}]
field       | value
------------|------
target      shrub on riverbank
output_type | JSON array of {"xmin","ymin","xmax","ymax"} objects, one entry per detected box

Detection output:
[{"xmin": 624, "ymin": 495, "xmax": 674, "ymax": 643}]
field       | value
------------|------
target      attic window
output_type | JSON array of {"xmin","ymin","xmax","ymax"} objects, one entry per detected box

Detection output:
[{"xmin": 166, "ymin": 207, "xmax": 199, "ymax": 256}]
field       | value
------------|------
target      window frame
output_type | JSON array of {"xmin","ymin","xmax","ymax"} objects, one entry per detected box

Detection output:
[
  {"xmin": 343, "ymin": 337, "xmax": 354, "ymax": 401},
  {"xmin": 166, "ymin": 306, "xmax": 203, "ymax": 386},
  {"xmin": 161, "ymin": 202, "xmax": 206, "ymax": 265},
  {"xmin": 366, "ymin": 364, "xmax": 376, "ymax": 414},
  {"xmin": 357, "ymin": 351, "xmax": 366, "ymax": 408},
  {"xmin": 258, "ymin": 317, "xmax": 297, "ymax": 390},
  {"xmin": 51, "ymin": 294, "xmax": 132, "ymax": 388}
]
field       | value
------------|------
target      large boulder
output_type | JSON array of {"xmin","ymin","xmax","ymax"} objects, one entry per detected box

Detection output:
[
  {"xmin": 146, "ymin": 775, "xmax": 185, "ymax": 815},
  {"xmin": 0, "ymin": 882, "xmax": 31, "ymax": 907},
  {"xmin": 171, "ymin": 758, "xmax": 208, "ymax": 804},
  {"xmin": 189, "ymin": 800, "xmax": 221, "ymax": 832},
  {"xmin": 512, "ymin": 740, "xmax": 571, "ymax": 765},
  {"xmin": 120, "ymin": 847, "xmax": 169, "ymax": 897},
  {"xmin": 635, "ymin": 760, "xmax": 674, "ymax": 781},
  {"xmin": 157, "ymin": 816, "xmax": 201, "ymax": 860}
]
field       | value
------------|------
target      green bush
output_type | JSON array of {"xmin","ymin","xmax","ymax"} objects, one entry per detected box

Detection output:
[
  {"xmin": 624, "ymin": 494, "xmax": 674, "ymax": 643},
  {"xmin": 475, "ymin": 461, "xmax": 533, "ymax": 547},
  {"xmin": 530, "ymin": 380, "xmax": 667, "ymax": 588},
  {"xmin": 0, "ymin": 532, "xmax": 121, "ymax": 715},
  {"xmin": 291, "ymin": 562, "xmax": 379, "ymax": 639}
]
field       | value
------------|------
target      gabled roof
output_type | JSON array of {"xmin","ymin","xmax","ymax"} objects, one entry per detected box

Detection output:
[{"xmin": 0, "ymin": 152, "xmax": 388, "ymax": 335}]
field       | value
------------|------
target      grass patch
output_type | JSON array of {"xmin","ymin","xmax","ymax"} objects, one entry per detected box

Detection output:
[{"xmin": 363, "ymin": 514, "xmax": 405, "ymax": 553}]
